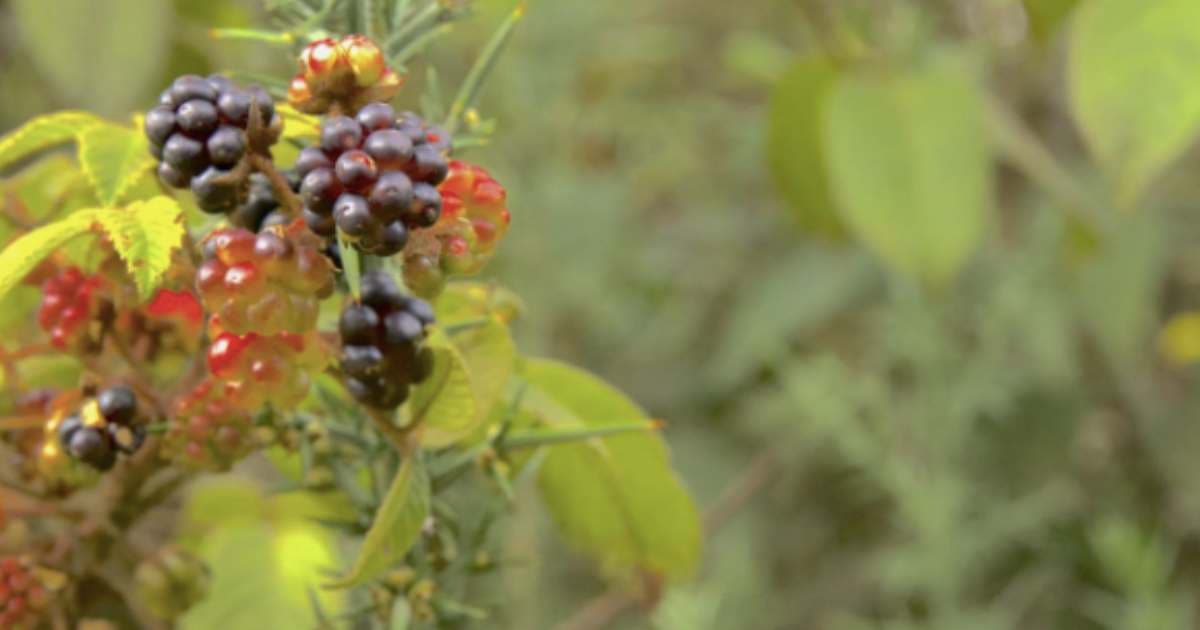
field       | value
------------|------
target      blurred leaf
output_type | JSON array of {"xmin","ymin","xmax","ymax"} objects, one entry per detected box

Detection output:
[
  {"xmin": 1073, "ymin": 212, "xmax": 1166, "ymax": 367},
  {"xmin": 12, "ymin": 0, "xmax": 171, "ymax": 117},
  {"xmin": 523, "ymin": 358, "xmax": 701, "ymax": 581},
  {"xmin": 1022, "ymin": 0, "xmax": 1081, "ymax": 42},
  {"xmin": 766, "ymin": 57, "xmax": 843, "ymax": 237},
  {"xmin": 824, "ymin": 52, "xmax": 990, "ymax": 286},
  {"xmin": 94, "ymin": 197, "xmax": 183, "ymax": 299},
  {"xmin": 1068, "ymin": 0, "xmax": 1200, "ymax": 207},
  {"xmin": 0, "ymin": 111, "xmax": 103, "ymax": 173},
  {"xmin": 434, "ymin": 282, "xmax": 525, "ymax": 326},
  {"xmin": 414, "ymin": 338, "xmax": 479, "ymax": 448},
  {"xmin": 0, "ymin": 208, "xmax": 99, "ymax": 303},
  {"xmin": 327, "ymin": 454, "xmax": 430, "ymax": 588},
  {"xmin": 445, "ymin": 3, "xmax": 525, "ymax": 133},
  {"xmin": 710, "ymin": 246, "xmax": 878, "ymax": 388},
  {"xmin": 182, "ymin": 522, "xmax": 342, "ymax": 629}
]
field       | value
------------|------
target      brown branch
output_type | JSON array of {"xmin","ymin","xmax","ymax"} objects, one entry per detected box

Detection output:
[
  {"xmin": 248, "ymin": 153, "xmax": 302, "ymax": 218},
  {"xmin": 551, "ymin": 451, "xmax": 778, "ymax": 630}
]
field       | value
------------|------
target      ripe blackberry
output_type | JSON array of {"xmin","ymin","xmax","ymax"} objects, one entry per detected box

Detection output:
[
  {"xmin": 37, "ymin": 267, "xmax": 106, "ymax": 350},
  {"xmin": 338, "ymin": 272, "xmax": 435, "ymax": 409},
  {"xmin": 299, "ymin": 107, "xmax": 452, "ymax": 256},
  {"xmin": 403, "ymin": 160, "xmax": 510, "ymax": 297},
  {"xmin": 206, "ymin": 329, "xmax": 330, "ymax": 412},
  {"xmin": 54, "ymin": 386, "xmax": 146, "ymax": 472},
  {"xmin": 146, "ymin": 74, "xmax": 282, "ymax": 214},
  {"xmin": 287, "ymin": 35, "xmax": 404, "ymax": 115},
  {"xmin": 195, "ymin": 225, "xmax": 334, "ymax": 335},
  {"xmin": 228, "ymin": 172, "xmax": 298, "ymax": 232},
  {"xmin": 0, "ymin": 556, "xmax": 52, "ymax": 630}
]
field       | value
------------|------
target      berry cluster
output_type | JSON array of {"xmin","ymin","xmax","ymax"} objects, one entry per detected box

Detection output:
[
  {"xmin": 135, "ymin": 546, "xmax": 211, "ymax": 620},
  {"xmin": 52, "ymin": 386, "xmax": 145, "ymax": 472},
  {"xmin": 196, "ymin": 226, "xmax": 334, "ymax": 335},
  {"xmin": 339, "ymin": 272, "xmax": 435, "ymax": 409},
  {"xmin": 207, "ymin": 330, "xmax": 328, "ymax": 411},
  {"xmin": 0, "ymin": 556, "xmax": 51, "ymax": 630},
  {"xmin": 288, "ymin": 35, "xmax": 403, "ymax": 115},
  {"xmin": 298, "ymin": 105, "xmax": 452, "ymax": 255},
  {"xmin": 145, "ymin": 74, "xmax": 281, "ymax": 214},
  {"xmin": 38, "ymin": 267, "xmax": 107, "ymax": 350},
  {"xmin": 162, "ymin": 379, "xmax": 257, "ymax": 471},
  {"xmin": 228, "ymin": 172, "xmax": 297, "ymax": 232},
  {"xmin": 404, "ymin": 160, "xmax": 511, "ymax": 297}
]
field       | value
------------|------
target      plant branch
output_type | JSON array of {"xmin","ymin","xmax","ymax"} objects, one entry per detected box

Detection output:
[{"xmin": 249, "ymin": 153, "xmax": 303, "ymax": 218}]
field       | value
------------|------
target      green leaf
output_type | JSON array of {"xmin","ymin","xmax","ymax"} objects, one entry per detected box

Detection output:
[
  {"xmin": 1068, "ymin": 0, "xmax": 1200, "ymax": 207},
  {"xmin": 824, "ymin": 52, "xmax": 990, "ymax": 286},
  {"xmin": 412, "ymin": 338, "xmax": 479, "ymax": 449},
  {"xmin": 450, "ymin": 316, "xmax": 516, "ymax": 421},
  {"xmin": 0, "ymin": 208, "xmax": 99, "ymax": 304},
  {"xmin": 12, "ymin": 0, "xmax": 170, "ymax": 118},
  {"xmin": 766, "ymin": 57, "xmax": 843, "ymax": 237},
  {"xmin": 93, "ymin": 197, "xmax": 185, "ymax": 299},
  {"xmin": 0, "ymin": 111, "xmax": 104, "ymax": 173},
  {"xmin": 78, "ymin": 123, "xmax": 155, "ymax": 207},
  {"xmin": 523, "ymin": 358, "xmax": 701, "ymax": 581},
  {"xmin": 327, "ymin": 454, "xmax": 430, "ymax": 589}
]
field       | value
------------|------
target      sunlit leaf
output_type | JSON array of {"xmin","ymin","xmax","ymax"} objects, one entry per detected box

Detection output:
[
  {"xmin": 0, "ymin": 111, "xmax": 103, "ymax": 173},
  {"xmin": 93, "ymin": 196, "xmax": 184, "ymax": 299},
  {"xmin": 824, "ymin": 52, "xmax": 990, "ymax": 286},
  {"xmin": 523, "ymin": 358, "xmax": 701, "ymax": 581},
  {"xmin": 1068, "ymin": 0, "xmax": 1200, "ymax": 206},
  {"xmin": 413, "ymin": 338, "xmax": 478, "ymax": 448}
]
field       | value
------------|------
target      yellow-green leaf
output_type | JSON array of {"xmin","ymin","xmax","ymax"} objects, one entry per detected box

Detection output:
[
  {"xmin": 767, "ymin": 57, "xmax": 844, "ymax": 237},
  {"xmin": 413, "ymin": 338, "xmax": 479, "ymax": 449},
  {"xmin": 78, "ymin": 123, "xmax": 155, "ymax": 207},
  {"xmin": 1068, "ymin": 0, "xmax": 1200, "ymax": 207},
  {"xmin": 824, "ymin": 52, "xmax": 990, "ymax": 286},
  {"xmin": 326, "ymin": 455, "xmax": 430, "ymax": 589},
  {"xmin": 523, "ymin": 358, "xmax": 701, "ymax": 581},
  {"xmin": 451, "ymin": 317, "xmax": 516, "ymax": 425},
  {"xmin": 93, "ymin": 197, "xmax": 184, "ymax": 299},
  {"xmin": 0, "ymin": 111, "xmax": 103, "ymax": 172},
  {"xmin": 0, "ymin": 208, "xmax": 99, "ymax": 303}
]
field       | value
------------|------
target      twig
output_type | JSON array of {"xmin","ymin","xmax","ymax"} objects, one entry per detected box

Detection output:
[
  {"xmin": 249, "ymin": 154, "xmax": 303, "ymax": 218},
  {"xmin": 551, "ymin": 451, "xmax": 779, "ymax": 630}
]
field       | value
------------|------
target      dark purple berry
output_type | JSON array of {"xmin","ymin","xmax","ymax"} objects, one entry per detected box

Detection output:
[
  {"xmin": 167, "ymin": 75, "xmax": 217, "ymax": 107},
  {"xmin": 405, "ymin": 182, "xmax": 441, "ymax": 228},
  {"xmin": 176, "ymin": 100, "xmax": 219, "ymax": 138},
  {"xmin": 217, "ymin": 89, "xmax": 251, "ymax": 127},
  {"xmin": 144, "ymin": 106, "xmax": 176, "ymax": 147},
  {"xmin": 410, "ymin": 144, "xmax": 448, "ymax": 184},
  {"xmin": 294, "ymin": 147, "xmax": 333, "ymax": 178},
  {"xmin": 339, "ymin": 305, "xmax": 380, "ymax": 345},
  {"xmin": 373, "ymin": 221, "xmax": 408, "ymax": 256},
  {"xmin": 367, "ymin": 172, "xmax": 413, "ymax": 222},
  {"xmin": 158, "ymin": 162, "xmax": 190, "ymax": 189},
  {"xmin": 333, "ymin": 194, "xmax": 378, "ymax": 240},
  {"xmin": 356, "ymin": 102, "xmax": 396, "ymax": 131},
  {"xmin": 303, "ymin": 208, "xmax": 337, "ymax": 236},
  {"xmin": 363, "ymin": 129, "xmax": 414, "ymax": 170},
  {"xmin": 68, "ymin": 427, "xmax": 116, "ymax": 471},
  {"xmin": 191, "ymin": 167, "xmax": 244, "ymax": 214},
  {"xmin": 320, "ymin": 116, "xmax": 363, "ymax": 154},
  {"xmin": 300, "ymin": 168, "xmax": 341, "ymax": 215},
  {"xmin": 162, "ymin": 134, "xmax": 207, "ymax": 175},
  {"xmin": 96, "ymin": 386, "xmax": 137, "ymax": 425},
  {"xmin": 206, "ymin": 126, "xmax": 246, "ymax": 168},
  {"xmin": 335, "ymin": 150, "xmax": 378, "ymax": 190}
]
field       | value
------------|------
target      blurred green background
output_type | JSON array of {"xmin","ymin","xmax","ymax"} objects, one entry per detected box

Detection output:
[{"xmin": 7, "ymin": 0, "xmax": 1200, "ymax": 628}]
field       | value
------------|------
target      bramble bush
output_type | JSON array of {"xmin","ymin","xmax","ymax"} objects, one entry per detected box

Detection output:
[{"xmin": 0, "ymin": 2, "xmax": 700, "ymax": 627}]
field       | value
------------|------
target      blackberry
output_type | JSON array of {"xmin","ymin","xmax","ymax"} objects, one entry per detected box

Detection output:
[
  {"xmin": 146, "ymin": 74, "xmax": 281, "ymax": 214},
  {"xmin": 55, "ymin": 386, "xmax": 146, "ymax": 471},
  {"xmin": 298, "ymin": 107, "xmax": 451, "ymax": 256},
  {"xmin": 228, "ymin": 172, "xmax": 297, "ymax": 232},
  {"xmin": 338, "ymin": 271, "xmax": 435, "ymax": 409}
]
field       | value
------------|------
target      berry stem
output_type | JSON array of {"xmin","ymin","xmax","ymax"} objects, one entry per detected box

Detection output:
[
  {"xmin": 248, "ymin": 154, "xmax": 303, "ymax": 218},
  {"xmin": 366, "ymin": 407, "xmax": 421, "ymax": 455}
]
